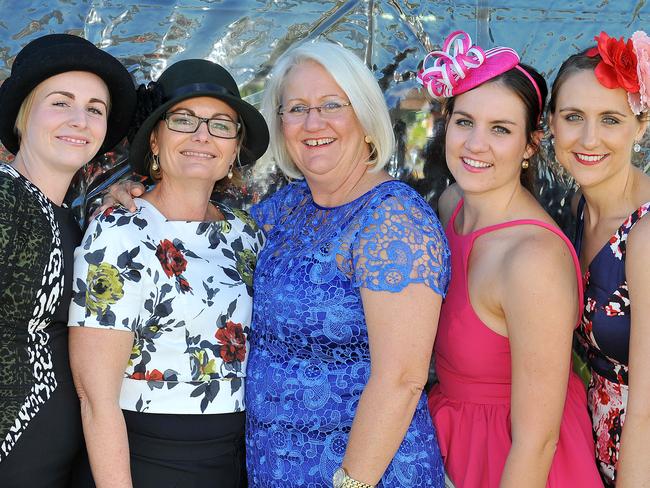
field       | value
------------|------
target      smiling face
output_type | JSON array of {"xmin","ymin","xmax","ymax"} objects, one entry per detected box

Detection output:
[
  {"xmin": 549, "ymin": 69, "xmax": 647, "ymax": 189},
  {"xmin": 19, "ymin": 70, "xmax": 109, "ymax": 172},
  {"xmin": 150, "ymin": 96, "xmax": 239, "ymax": 185},
  {"xmin": 279, "ymin": 60, "xmax": 370, "ymax": 185},
  {"xmin": 445, "ymin": 81, "xmax": 536, "ymax": 195}
]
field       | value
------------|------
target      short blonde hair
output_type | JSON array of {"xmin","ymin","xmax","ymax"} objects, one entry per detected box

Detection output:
[
  {"xmin": 261, "ymin": 41, "xmax": 395, "ymax": 179},
  {"xmin": 14, "ymin": 87, "xmax": 37, "ymax": 142}
]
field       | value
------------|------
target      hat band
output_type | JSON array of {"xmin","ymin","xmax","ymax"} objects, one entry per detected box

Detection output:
[{"xmin": 164, "ymin": 83, "xmax": 235, "ymax": 102}]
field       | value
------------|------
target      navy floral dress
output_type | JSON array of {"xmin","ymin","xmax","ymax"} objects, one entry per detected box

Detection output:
[
  {"xmin": 245, "ymin": 179, "xmax": 450, "ymax": 487},
  {"xmin": 574, "ymin": 196, "xmax": 650, "ymax": 486}
]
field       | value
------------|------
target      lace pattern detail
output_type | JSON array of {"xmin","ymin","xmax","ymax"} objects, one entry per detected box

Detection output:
[
  {"xmin": 350, "ymin": 194, "xmax": 450, "ymax": 293},
  {"xmin": 246, "ymin": 180, "xmax": 449, "ymax": 487}
]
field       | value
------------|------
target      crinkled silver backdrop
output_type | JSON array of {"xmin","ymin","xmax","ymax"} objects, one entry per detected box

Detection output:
[{"xmin": 1, "ymin": 0, "xmax": 649, "ymax": 232}]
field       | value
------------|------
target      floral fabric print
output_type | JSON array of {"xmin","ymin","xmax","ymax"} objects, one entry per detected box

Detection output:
[
  {"xmin": 69, "ymin": 198, "xmax": 264, "ymax": 415},
  {"xmin": 588, "ymin": 372, "xmax": 627, "ymax": 485},
  {"xmin": 246, "ymin": 180, "xmax": 450, "ymax": 487},
  {"xmin": 574, "ymin": 197, "xmax": 650, "ymax": 486}
]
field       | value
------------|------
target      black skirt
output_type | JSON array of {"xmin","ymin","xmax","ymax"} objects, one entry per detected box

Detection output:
[
  {"xmin": 0, "ymin": 376, "xmax": 84, "ymax": 488},
  {"xmin": 76, "ymin": 410, "xmax": 246, "ymax": 488}
]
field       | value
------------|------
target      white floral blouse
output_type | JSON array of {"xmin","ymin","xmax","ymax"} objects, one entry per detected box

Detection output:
[{"xmin": 68, "ymin": 198, "xmax": 264, "ymax": 415}]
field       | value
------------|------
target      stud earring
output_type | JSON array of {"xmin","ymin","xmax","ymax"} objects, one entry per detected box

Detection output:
[
  {"xmin": 634, "ymin": 141, "xmax": 642, "ymax": 153},
  {"xmin": 152, "ymin": 154, "xmax": 160, "ymax": 171},
  {"xmin": 521, "ymin": 159, "xmax": 529, "ymax": 169},
  {"xmin": 364, "ymin": 135, "xmax": 372, "ymax": 144}
]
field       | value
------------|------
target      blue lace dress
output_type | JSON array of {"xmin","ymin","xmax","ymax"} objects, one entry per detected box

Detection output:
[{"xmin": 246, "ymin": 179, "xmax": 450, "ymax": 487}]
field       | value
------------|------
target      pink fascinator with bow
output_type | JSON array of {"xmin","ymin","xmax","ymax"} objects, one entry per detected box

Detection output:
[{"xmin": 418, "ymin": 30, "xmax": 523, "ymax": 98}]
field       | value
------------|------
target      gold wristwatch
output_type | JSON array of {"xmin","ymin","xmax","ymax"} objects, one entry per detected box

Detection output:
[{"xmin": 332, "ymin": 467, "xmax": 376, "ymax": 488}]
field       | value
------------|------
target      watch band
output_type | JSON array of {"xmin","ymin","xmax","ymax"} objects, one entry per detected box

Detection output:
[
  {"xmin": 333, "ymin": 467, "xmax": 376, "ymax": 488},
  {"xmin": 341, "ymin": 476, "xmax": 375, "ymax": 488}
]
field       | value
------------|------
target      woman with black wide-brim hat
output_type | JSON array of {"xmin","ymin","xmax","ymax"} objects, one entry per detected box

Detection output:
[
  {"xmin": 68, "ymin": 59, "xmax": 269, "ymax": 487},
  {"xmin": 0, "ymin": 33, "xmax": 135, "ymax": 487}
]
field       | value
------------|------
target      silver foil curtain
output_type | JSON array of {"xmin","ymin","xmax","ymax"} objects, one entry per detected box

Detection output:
[{"xmin": 1, "ymin": 0, "xmax": 648, "ymax": 232}]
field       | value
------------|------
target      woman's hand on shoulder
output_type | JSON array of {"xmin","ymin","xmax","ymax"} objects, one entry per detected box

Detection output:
[
  {"xmin": 94, "ymin": 180, "xmax": 146, "ymax": 216},
  {"xmin": 437, "ymin": 183, "xmax": 462, "ymax": 228},
  {"xmin": 617, "ymin": 216, "xmax": 650, "ymax": 487}
]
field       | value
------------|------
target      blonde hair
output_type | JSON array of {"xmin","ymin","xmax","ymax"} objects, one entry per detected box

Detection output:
[
  {"xmin": 14, "ymin": 87, "xmax": 37, "ymax": 141},
  {"xmin": 261, "ymin": 41, "xmax": 395, "ymax": 179}
]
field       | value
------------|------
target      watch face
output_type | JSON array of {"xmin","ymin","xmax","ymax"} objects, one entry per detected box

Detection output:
[{"xmin": 332, "ymin": 467, "xmax": 346, "ymax": 487}]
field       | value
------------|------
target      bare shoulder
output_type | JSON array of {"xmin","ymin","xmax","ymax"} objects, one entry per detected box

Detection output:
[
  {"xmin": 502, "ymin": 224, "xmax": 576, "ymax": 288},
  {"xmin": 437, "ymin": 183, "xmax": 462, "ymax": 227},
  {"xmin": 627, "ymin": 212, "xmax": 650, "ymax": 257}
]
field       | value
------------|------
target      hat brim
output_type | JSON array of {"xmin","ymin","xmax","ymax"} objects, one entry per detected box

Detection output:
[
  {"xmin": 128, "ymin": 90, "xmax": 269, "ymax": 175},
  {"xmin": 0, "ymin": 41, "xmax": 135, "ymax": 156}
]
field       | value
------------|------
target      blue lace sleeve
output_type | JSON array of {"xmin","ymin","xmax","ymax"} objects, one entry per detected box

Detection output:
[{"xmin": 352, "ymin": 192, "xmax": 450, "ymax": 296}]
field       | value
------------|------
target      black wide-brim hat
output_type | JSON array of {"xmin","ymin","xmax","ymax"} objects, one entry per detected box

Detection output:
[
  {"xmin": 0, "ymin": 33, "xmax": 136, "ymax": 156},
  {"xmin": 128, "ymin": 59, "xmax": 269, "ymax": 174}
]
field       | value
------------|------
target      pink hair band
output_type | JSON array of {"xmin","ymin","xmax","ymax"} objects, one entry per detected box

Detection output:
[{"xmin": 514, "ymin": 64, "xmax": 543, "ymax": 120}]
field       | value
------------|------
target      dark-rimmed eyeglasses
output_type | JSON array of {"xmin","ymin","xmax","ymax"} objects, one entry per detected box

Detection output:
[
  {"xmin": 163, "ymin": 112, "xmax": 240, "ymax": 139},
  {"xmin": 277, "ymin": 101, "xmax": 352, "ymax": 123}
]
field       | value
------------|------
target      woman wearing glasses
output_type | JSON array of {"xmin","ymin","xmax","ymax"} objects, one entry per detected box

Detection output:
[
  {"xmin": 103, "ymin": 42, "xmax": 450, "ymax": 487},
  {"xmin": 68, "ymin": 59, "xmax": 268, "ymax": 488},
  {"xmin": 245, "ymin": 42, "xmax": 450, "ymax": 488}
]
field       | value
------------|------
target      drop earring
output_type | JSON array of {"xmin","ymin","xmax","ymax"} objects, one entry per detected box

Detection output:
[
  {"xmin": 152, "ymin": 154, "xmax": 160, "ymax": 171},
  {"xmin": 634, "ymin": 141, "xmax": 642, "ymax": 153},
  {"xmin": 228, "ymin": 163, "xmax": 234, "ymax": 179},
  {"xmin": 363, "ymin": 135, "xmax": 377, "ymax": 165}
]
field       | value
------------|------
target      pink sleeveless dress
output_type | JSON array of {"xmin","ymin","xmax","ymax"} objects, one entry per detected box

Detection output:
[{"xmin": 428, "ymin": 200, "xmax": 602, "ymax": 488}]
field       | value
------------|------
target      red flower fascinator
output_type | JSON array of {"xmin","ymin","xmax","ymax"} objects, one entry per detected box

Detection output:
[
  {"xmin": 587, "ymin": 30, "xmax": 650, "ymax": 114},
  {"xmin": 587, "ymin": 32, "xmax": 639, "ymax": 92}
]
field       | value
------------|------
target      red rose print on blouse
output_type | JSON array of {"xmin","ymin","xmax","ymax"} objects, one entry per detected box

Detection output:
[
  {"xmin": 156, "ymin": 239, "xmax": 188, "ymax": 277},
  {"xmin": 130, "ymin": 369, "xmax": 164, "ymax": 381},
  {"xmin": 215, "ymin": 321, "xmax": 246, "ymax": 363},
  {"xmin": 178, "ymin": 277, "xmax": 192, "ymax": 293},
  {"xmin": 155, "ymin": 239, "xmax": 193, "ymax": 293}
]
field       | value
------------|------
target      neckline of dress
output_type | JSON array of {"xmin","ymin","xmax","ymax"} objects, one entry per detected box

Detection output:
[
  {"xmin": 135, "ymin": 197, "xmax": 232, "ymax": 225},
  {"xmin": 579, "ymin": 198, "xmax": 650, "ymax": 273},
  {"xmin": 1, "ymin": 162, "xmax": 65, "ymax": 210},
  {"xmin": 308, "ymin": 179, "xmax": 404, "ymax": 210},
  {"xmin": 449, "ymin": 199, "xmax": 554, "ymax": 239}
]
